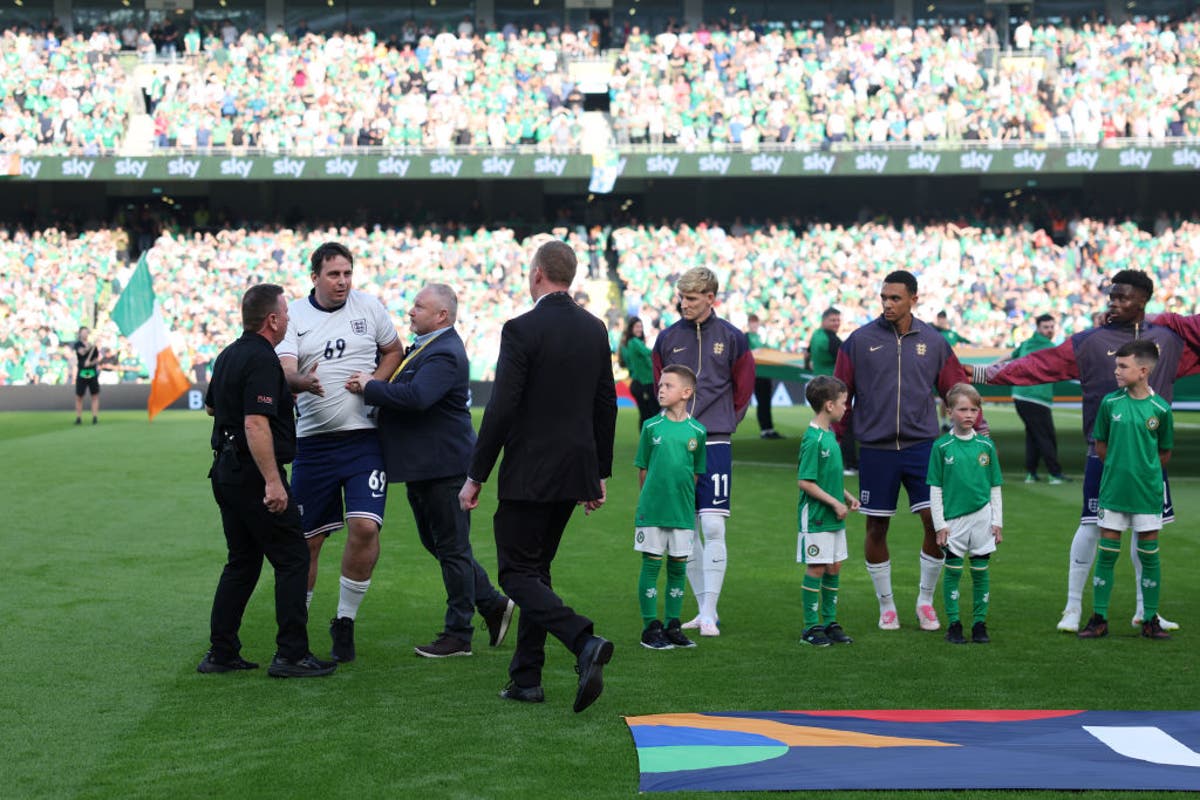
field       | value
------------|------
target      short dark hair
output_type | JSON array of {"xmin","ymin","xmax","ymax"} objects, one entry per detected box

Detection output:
[
  {"xmin": 1110, "ymin": 269, "xmax": 1154, "ymax": 299},
  {"xmin": 1115, "ymin": 338, "xmax": 1160, "ymax": 367},
  {"xmin": 242, "ymin": 284, "xmax": 285, "ymax": 332},
  {"xmin": 747, "ymin": 313, "xmax": 760, "ymax": 323},
  {"xmin": 936, "ymin": 311, "xmax": 949, "ymax": 320},
  {"xmin": 821, "ymin": 307, "xmax": 840, "ymax": 320},
  {"xmin": 662, "ymin": 363, "xmax": 697, "ymax": 390},
  {"xmin": 1035, "ymin": 313, "xmax": 1054, "ymax": 325},
  {"xmin": 882, "ymin": 270, "xmax": 918, "ymax": 295},
  {"xmin": 805, "ymin": 374, "xmax": 847, "ymax": 412},
  {"xmin": 533, "ymin": 240, "xmax": 577, "ymax": 286},
  {"xmin": 310, "ymin": 241, "xmax": 354, "ymax": 276}
]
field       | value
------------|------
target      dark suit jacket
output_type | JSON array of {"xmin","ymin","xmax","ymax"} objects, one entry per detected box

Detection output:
[
  {"xmin": 364, "ymin": 327, "xmax": 475, "ymax": 483},
  {"xmin": 469, "ymin": 292, "xmax": 617, "ymax": 502}
]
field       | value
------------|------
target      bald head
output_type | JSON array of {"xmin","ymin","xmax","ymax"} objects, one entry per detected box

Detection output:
[{"xmin": 410, "ymin": 283, "xmax": 458, "ymax": 335}]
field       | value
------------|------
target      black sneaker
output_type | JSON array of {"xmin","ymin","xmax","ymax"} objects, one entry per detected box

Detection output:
[
  {"xmin": 663, "ymin": 618, "xmax": 696, "ymax": 648},
  {"xmin": 330, "ymin": 616, "xmax": 356, "ymax": 663},
  {"xmin": 74, "ymin": 418, "xmax": 81, "ymax": 426},
  {"xmin": 483, "ymin": 597, "xmax": 515, "ymax": 647},
  {"xmin": 801, "ymin": 625, "xmax": 832, "ymax": 647},
  {"xmin": 825, "ymin": 623, "xmax": 854, "ymax": 644},
  {"xmin": 1078, "ymin": 613, "xmax": 1109, "ymax": 639},
  {"xmin": 197, "ymin": 651, "xmax": 259, "ymax": 673},
  {"xmin": 415, "ymin": 634, "xmax": 472, "ymax": 658},
  {"xmin": 971, "ymin": 621, "xmax": 991, "ymax": 644},
  {"xmin": 499, "ymin": 681, "xmax": 544, "ymax": 703},
  {"xmin": 760, "ymin": 429, "xmax": 784, "ymax": 440},
  {"xmin": 267, "ymin": 653, "xmax": 337, "ymax": 678},
  {"xmin": 1142, "ymin": 617, "xmax": 1172, "ymax": 640},
  {"xmin": 945, "ymin": 621, "xmax": 967, "ymax": 644},
  {"xmin": 641, "ymin": 620, "xmax": 674, "ymax": 650}
]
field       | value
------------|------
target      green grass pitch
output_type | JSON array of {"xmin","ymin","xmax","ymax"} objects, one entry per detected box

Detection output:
[{"xmin": 3, "ymin": 405, "xmax": 1199, "ymax": 799}]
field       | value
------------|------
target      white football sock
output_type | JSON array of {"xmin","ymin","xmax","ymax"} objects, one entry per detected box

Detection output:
[
  {"xmin": 700, "ymin": 515, "xmax": 727, "ymax": 620},
  {"xmin": 866, "ymin": 560, "xmax": 895, "ymax": 611},
  {"xmin": 1130, "ymin": 533, "xmax": 1145, "ymax": 616},
  {"xmin": 686, "ymin": 515, "xmax": 707, "ymax": 604},
  {"xmin": 917, "ymin": 551, "xmax": 944, "ymax": 606},
  {"xmin": 336, "ymin": 576, "xmax": 370, "ymax": 620},
  {"xmin": 306, "ymin": 590, "xmax": 313, "ymax": 611},
  {"xmin": 1066, "ymin": 523, "xmax": 1099, "ymax": 609}
]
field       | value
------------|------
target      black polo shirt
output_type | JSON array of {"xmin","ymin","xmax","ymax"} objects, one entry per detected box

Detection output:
[{"xmin": 205, "ymin": 331, "xmax": 296, "ymax": 463}]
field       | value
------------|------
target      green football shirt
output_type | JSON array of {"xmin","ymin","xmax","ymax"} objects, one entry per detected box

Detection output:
[
  {"xmin": 807, "ymin": 328, "xmax": 837, "ymax": 376},
  {"xmin": 635, "ymin": 414, "xmax": 707, "ymax": 529},
  {"xmin": 1010, "ymin": 332, "xmax": 1055, "ymax": 406},
  {"xmin": 1094, "ymin": 389, "xmax": 1174, "ymax": 514},
  {"xmin": 926, "ymin": 431, "xmax": 1003, "ymax": 519},
  {"xmin": 797, "ymin": 424, "xmax": 844, "ymax": 532}
]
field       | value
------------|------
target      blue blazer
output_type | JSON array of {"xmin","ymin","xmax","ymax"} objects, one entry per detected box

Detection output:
[{"xmin": 364, "ymin": 327, "xmax": 475, "ymax": 483}]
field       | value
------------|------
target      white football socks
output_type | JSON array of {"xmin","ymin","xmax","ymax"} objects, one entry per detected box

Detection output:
[
  {"xmin": 699, "ymin": 514, "xmax": 727, "ymax": 621},
  {"xmin": 336, "ymin": 576, "xmax": 370, "ymax": 620},
  {"xmin": 1065, "ymin": 522, "xmax": 1100, "ymax": 609},
  {"xmin": 866, "ymin": 560, "xmax": 895, "ymax": 612},
  {"xmin": 917, "ymin": 551, "xmax": 944, "ymax": 607}
]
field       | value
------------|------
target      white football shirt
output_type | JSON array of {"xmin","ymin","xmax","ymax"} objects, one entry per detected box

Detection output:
[{"xmin": 277, "ymin": 289, "xmax": 399, "ymax": 437}]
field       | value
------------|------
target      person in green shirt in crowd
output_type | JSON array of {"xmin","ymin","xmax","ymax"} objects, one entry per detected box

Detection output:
[
  {"xmin": 620, "ymin": 316, "xmax": 659, "ymax": 429},
  {"xmin": 806, "ymin": 308, "xmax": 855, "ymax": 472},
  {"xmin": 747, "ymin": 313, "xmax": 782, "ymax": 439},
  {"xmin": 1011, "ymin": 314, "xmax": 1069, "ymax": 484}
]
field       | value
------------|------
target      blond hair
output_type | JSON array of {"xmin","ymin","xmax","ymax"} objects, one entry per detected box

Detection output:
[
  {"xmin": 946, "ymin": 382, "xmax": 982, "ymax": 408},
  {"xmin": 676, "ymin": 267, "xmax": 718, "ymax": 295}
]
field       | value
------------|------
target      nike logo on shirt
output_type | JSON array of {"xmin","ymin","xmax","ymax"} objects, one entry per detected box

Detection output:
[
  {"xmin": 870, "ymin": 345, "xmax": 884, "ymax": 352},
  {"xmin": 298, "ymin": 330, "xmax": 311, "ymax": 337},
  {"xmin": 1106, "ymin": 349, "xmax": 1117, "ymax": 356},
  {"xmin": 673, "ymin": 347, "xmax": 687, "ymax": 353}
]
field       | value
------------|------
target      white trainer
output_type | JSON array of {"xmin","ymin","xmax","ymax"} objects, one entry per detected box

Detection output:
[
  {"xmin": 916, "ymin": 604, "xmax": 940, "ymax": 631},
  {"xmin": 699, "ymin": 619, "xmax": 720, "ymax": 637},
  {"xmin": 1057, "ymin": 607, "xmax": 1082, "ymax": 632},
  {"xmin": 1132, "ymin": 613, "xmax": 1180, "ymax": 631},
  {"xmin": 878, "ymin": 610, "xmax": 900, "ymax": 630},
  {"xmin": 680, "ymin": 616, "xmax": 702, "ymax": 630}
]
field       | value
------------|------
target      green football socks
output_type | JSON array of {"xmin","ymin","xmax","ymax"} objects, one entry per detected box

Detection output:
[
  {"xmin": 969, "ymin": 556, "xmax": 990, "ymax": 624},
  {"xmin": 803, "ymin": 574, "xmax": 822, "ymax": 628},
  {"xmin": 639, "ymin": 554, "xmax": 662, "ymax": 626},
  {"xmin": 820, "ymin": 573, "xmax": 840, "ymax": 625},
  {"xmin": 1136, "ymin": 539, "xmax": 1161, "ymax": 619},
  {"xmin": 1093, "ymin": 539, "xmax": 1121, "ymax": 618},
  {"xmin": 665, "ymin": 558, "xmax": 687, "ymax": 622},
  {"xmin": 942, "ymin": 555, "xmax": 964, "ymax": 623}
]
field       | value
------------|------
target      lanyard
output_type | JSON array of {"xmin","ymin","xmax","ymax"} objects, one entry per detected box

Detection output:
[{"xmin": 389, "ymin": 337, "xmax": 436, "ymax": 382}]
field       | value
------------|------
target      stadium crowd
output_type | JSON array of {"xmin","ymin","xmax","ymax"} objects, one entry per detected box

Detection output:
[
  {"xmin": 3, "ymin": 14, "xmax": 1200, "ymax": 156},
  {"xmin": 4, "ymin": 213, "xmax": 1199, "ymax": 386}
]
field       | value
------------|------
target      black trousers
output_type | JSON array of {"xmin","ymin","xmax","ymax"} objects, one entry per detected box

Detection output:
[
  {"xmin": 629, "ymin": 379, "xmax": 660, "ymax": 429},
  {"xmin": 406, "ymin": 475, "xmax": 506, "ymax": 643},
  {"xmin": 493, "ymin": 499, "xmax": 594, "ymax": 688},
  {"xmin": 209, "ymin": 465, "xmax": 310, "ymax": 661},
  {"xmin": 754, "ymin": 377, "xmax": 775, "ymax": 430},
  {"xmin": 1014, "ymin": 399, "xmax": 1062, "ymax": 476}
]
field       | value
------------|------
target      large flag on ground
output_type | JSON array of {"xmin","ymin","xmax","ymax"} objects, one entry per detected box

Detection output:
[
  {"xmin": 111, "ymin": 255, "xmax": 191, "ymax": 420},
  {"xmin": 626, "ymin": 710, "xmax": 1200, "ymax": 792}
]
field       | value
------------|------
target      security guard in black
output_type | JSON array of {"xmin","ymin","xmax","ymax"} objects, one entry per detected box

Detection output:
[{"xmin": 200, "ymin": 284, "xmax": 332, "ymax": 677}]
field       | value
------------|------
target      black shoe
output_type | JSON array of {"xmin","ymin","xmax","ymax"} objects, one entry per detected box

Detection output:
[
  {"xmin": 92, "ymin": 417, "xmax": 97, "ymax": 425},
  {"xmin": 414, "ymin": 633, "xmax": 472, "ymax": 658},
  {"xmin": 483, "ymin": 597, "xmax": 515, "ymax": 647},
  {"xmin": 801, "ymin": 625, "xmax": 832, "ymax": 647},
  {"xmin": 574, "ymin": 636, "xmax": 614, "ymax": 713},
  {"xmin": 500, "ymin": 681, "xmax": 545, "ymax": 703},
  {"xmin": 824, "ymin": 623, "xmax": 853, "ymax": 644},
  {"xmin": 1142, "ymin": 617, "xmax": 1172, "ymax": 640},
  {"xmin": 760, "ymin": 429, "xmax": 783, "ymax": 440},
  {"xmin": 197, "ymin": 650, "xmax": 259, "ymax": 674},
  {"xmin": 267, "ymin": 653, "xmax": 337, "ymax": 678},
  {"xmin": 330, "ymin": 617, "xmax": 356, "ymax": 663},
  {"xmin": 945, "ymin": 621, "xmax": 967, "ymax": 644},
  {"xmin": 1078, "ymin": 613, "xmax": 1109, "ymax": 639},
  {"xmin": 74, "ymin": 418, "xmax": 81, "ymax": 426},
  {"xmin": 641, "ymin": 620, "xmax": 674, "ymax": 650},
  {"xmin": 663, "ymin": 618, "xmax": 696, "ymax": 648},
  {"xmin": 971, "ymin": 621, "xmax": 991, "ymax": 644}
]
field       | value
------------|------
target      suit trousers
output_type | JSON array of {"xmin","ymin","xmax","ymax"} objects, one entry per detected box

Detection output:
[
  {"xmin": 209, "ymin": 468, "xmax": 310, "ymax": 661},
  {"xmin": 406, "ymin": 475, "xmax": 506, "ymax": 643},
  {"xmin": 494, "ymin": 499, "xmax": 594, "ymax": 688},
  {"xmin": 1014, "ymin": 399, "xmax": 1062, "ymax": 476},
  {"xmin": 754, "ymin": 377, "xmax": 775, "ymax": 430}
]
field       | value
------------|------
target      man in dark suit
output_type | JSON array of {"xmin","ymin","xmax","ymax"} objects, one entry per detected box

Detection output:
[
  {"xmin": 346, "ymin": 284, "xmax": 514, "ymax": 659},
  {"xmin": 459, "ymin": 240, "xmax": 618, "ymax": 713}
]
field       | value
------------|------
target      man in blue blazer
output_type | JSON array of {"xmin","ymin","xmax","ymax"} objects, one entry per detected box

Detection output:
[{"xmin": 347, "ymin": 284, "xmax": 513, "ymax": 658}]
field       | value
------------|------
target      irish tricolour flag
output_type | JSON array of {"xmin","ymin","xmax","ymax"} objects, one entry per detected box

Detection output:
[{"xmin": 111, "ymin": 255, "xmax": 191, "ymax": 420}]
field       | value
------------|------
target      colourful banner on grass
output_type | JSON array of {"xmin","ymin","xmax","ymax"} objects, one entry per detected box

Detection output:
[{"xmin": 627, "ymin": 710, "xmax": 1200, "ymax": 792}]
